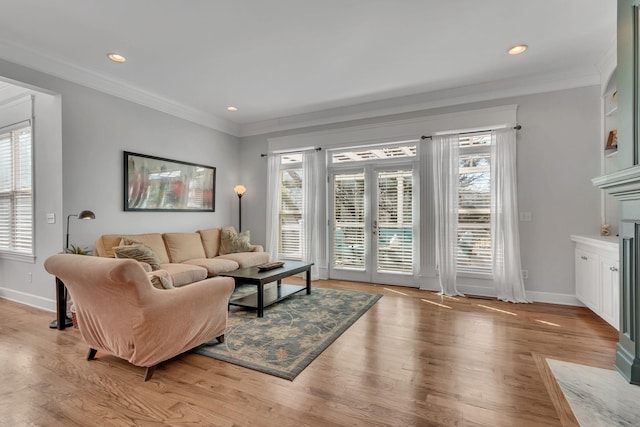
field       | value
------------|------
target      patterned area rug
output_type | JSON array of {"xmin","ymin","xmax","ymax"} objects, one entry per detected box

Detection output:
[{"xmin": 194, "ymin": 286, "xmax": 382, "ymax": 380}]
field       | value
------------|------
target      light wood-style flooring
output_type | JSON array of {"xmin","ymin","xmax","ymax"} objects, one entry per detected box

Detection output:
[{"xmin": 0, "ymin": 279, "xmax": 618, "ymax": 426}]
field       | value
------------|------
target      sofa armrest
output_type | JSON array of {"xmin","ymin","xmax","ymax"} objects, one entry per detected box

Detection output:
[{"xmin": 251, "ymin": 245, "xmax": 264, "ymax": 252}]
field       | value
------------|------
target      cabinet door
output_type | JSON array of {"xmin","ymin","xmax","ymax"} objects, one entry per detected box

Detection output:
[
  {"xmin": 575, "ymin": 248, "xmax": 599, "ymax": 312},
  {"xmin": 600, "ymin": 255, "xmax": 620, "ymax": 330}
]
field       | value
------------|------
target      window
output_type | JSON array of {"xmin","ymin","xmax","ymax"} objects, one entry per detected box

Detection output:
[
  {"xmin": 457, "ymin": 133, "xmax": 491, "ymax": 273},
  {"xmin": 0, "ymin": 123, "xmax": 33, "ymax": 257},
  {"xmin": 278, "ymin": 154, "xmax": 303, "ymax": 258},
  {"xmin": 331, "ymin": 142, "xmax": 417, "ymax": 164}
]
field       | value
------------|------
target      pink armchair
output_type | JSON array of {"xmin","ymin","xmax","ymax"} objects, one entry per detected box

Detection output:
[{"xmin": 44, "ymin": 254, "xmax": 234, "ymax": 381}]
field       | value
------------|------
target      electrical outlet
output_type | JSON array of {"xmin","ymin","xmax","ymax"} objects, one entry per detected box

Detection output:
[
  {"xmin": 519, "ymin": 212, "xmax": 532, "ymax": 222},
  {"xmin": 28, "ymin": 272, "xmax": 32, "ymax": 283},
  {"xmin": 47, "ymin": 213, "xmax": 55, "ymax": 224},
  {"xmin": 521, "ymin": 269, "xmax": 528, "ymax": 279}
]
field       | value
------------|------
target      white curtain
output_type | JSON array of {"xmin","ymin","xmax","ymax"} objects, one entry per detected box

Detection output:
[
  {"xmin": 265, "ymin": 154, "xmax": 280, "ymax": 261},
  {"xmin": 432, "ymin": 134, "xmax": 463, "ymax": 296},
  {"xmin": 491, "ymin": 128, "xmax": 529, "ymax": 303},
  {"xmin": 302, "ymin": 150, "xmax": 322, "ymax": 279}
]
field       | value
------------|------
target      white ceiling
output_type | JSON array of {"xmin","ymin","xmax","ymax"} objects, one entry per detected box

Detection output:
[{"xmin": 0, "ymin": 0, "xmax": 617, "ymax": 136}]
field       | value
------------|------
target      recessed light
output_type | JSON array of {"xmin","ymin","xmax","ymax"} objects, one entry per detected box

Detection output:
[
  {"xmin": 107, "ymin": 53, "xmax": 126, "ymax": 63},
  {"xmin": 508, "ymin": 44, "xmax": 528, "ymax": 55},
  {"xmin": 227, "ymin": 106, "xmax": 238, "ymax": 112}
]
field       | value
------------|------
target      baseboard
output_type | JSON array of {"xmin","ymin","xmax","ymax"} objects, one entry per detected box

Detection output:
[
  {"xmin": 0, "ymin": 287, "xmax": 55, "ymax": 312},
  {"xmin": 424, "ymin": 283, "xmax": 584, "ymax": 307},
  {"xmin": 526, "ymin": 291, "xmax": 584, "ymax": 307}
]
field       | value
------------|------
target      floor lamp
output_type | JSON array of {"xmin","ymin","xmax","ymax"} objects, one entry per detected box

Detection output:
[
  {"xmin": 234, "ymin": 185, "xmax": 246, "ymax": 232},
  {"xmin": 50, "ymin": 209, "xmax": 96, "ymax": 329}
]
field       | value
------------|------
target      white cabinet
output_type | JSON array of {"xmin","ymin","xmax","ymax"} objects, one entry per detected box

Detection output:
[
  {"xmin": 571, "ymin": 235, "xmax": 619, "ymax": 330},
  {"xmin": 575, "ymin": 247, "xmax": 599, "ymax": 312},
  {"xmin": 600, "ymin": 255, "xmax": 620, "ymax": 329}
]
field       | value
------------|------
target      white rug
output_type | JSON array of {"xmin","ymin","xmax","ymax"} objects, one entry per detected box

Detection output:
[{"xmin": 547, "ymin": 358, "xmax": 640, "ymax": 427}]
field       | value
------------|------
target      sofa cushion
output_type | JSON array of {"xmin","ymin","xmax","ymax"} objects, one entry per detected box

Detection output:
[
  {"xmin": 183, "ymin": 258, "xmax": 239, "ymax": 276},
  {"xmin": 159, "ymin": 263, "xmax": 208, "ymax": 287},
  {"xmin": 163, "ymin": 233, "xmax": 206, "ymax": 263},
  {"xmin": 113, "ymin": 243, "xmax": 162, "ymax": 271},
  {"xmin": 220, "ymin": 226, "xmax": 253, "ymax": 255},
  {"xmin": 217, "ymin": 251, "xmax": 270, "ymax": 269},
  {"xmin": 197, "ymin": 228, "xmax": 221, "ymax": 258}
]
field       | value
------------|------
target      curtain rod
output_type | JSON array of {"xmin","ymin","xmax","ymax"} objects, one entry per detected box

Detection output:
[
  {"xmin": 260, "ymin": 147, "xmax": 322, "ymax": 157},
  {"xmin": 420, "ymin": 125, "xmax": 522, "ymax": 140}
]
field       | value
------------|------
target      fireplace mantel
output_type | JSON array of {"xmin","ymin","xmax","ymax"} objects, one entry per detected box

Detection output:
[{"xmin": 592, "ymin": 166, "xmax": 640, "ymax": 201}]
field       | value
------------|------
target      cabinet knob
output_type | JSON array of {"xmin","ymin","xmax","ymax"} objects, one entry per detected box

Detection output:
[{"xmin": 610, "ymin": 266, "xmax": 618, "ymax": 272}]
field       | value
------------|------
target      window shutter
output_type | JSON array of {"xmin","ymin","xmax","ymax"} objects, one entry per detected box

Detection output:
[
  {"xmin": 278, "ymin": 167, "xmax": 303, "ymax": 258},
  {"xmin": 0, "ymin": 125, "xmax": 33, "ymax": 255},
  {"xmin": 333, "ymin": 172, "xmax": 365, "ymax": 269},
  {"xmin": 377, "ymin": 170, "xmax": 413, "ymax": 273},
  {"xmin": 457, "ymin": 144, "xmax": 491, "ymax": 273}
]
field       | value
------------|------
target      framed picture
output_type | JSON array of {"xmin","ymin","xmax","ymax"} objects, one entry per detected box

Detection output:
[
  {"xmin": 606, "ymin": 130, "xmax": 618, "ymax": 150},
  {"xmin": 124, "ymin": 151, "xmax": 215, "ymax": 211}
]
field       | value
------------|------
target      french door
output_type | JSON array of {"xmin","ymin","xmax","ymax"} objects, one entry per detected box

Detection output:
[{"xmin": 329, "ymin": 165, "xmax": 416, "ymax": 286}]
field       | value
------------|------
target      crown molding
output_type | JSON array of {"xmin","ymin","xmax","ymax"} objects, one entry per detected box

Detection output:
[
  {"xmin": 239, "ymin": 67, "xmax": 600, "ymax": 137},
  {"xmin": 0, "ymin": 41, "xmax": 240, "ymax": 137}
]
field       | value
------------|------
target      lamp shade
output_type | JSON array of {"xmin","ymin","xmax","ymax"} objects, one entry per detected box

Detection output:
[
  {"xmin": 78, "ymin": 210, "xmax": 96, "ymax": 220},
  {"xmin": 234, "ymin": 185, "xmax": 246, "ymax": 196}
]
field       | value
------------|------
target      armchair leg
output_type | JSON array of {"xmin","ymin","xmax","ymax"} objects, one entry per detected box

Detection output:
[
  {"xmin": 87, "ymin": 348, "xmax": 97, "ymax": 361},
  {"xmin": 216, "ymin": 334, "xmax": 225, "ymax": 344},
  {"xmin": 144, "ymin": 366, "xmax": 156, "ymax": 381}
]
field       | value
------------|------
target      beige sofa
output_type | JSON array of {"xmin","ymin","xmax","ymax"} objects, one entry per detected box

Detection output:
[{"xmin": 94, "ymin": 227, "xmax": 270, "ymax": 286}]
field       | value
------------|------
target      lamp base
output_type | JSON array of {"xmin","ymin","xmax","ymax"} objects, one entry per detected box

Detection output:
[{"xmin": 49, "ymin": 316, "xmax": 73, "ymax": 329}]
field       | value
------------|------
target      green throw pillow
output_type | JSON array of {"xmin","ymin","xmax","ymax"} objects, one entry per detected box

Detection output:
[
  {"xmin": 220, "ymin": 226, "xmax": 253, "ymax": 254},
  {"xmin": 148, "ymin": 271, "xmax": 174, "ymax": 289},
  {"xmin": 113, "ymin": 243, "xmax": 161, "ymax": 271}
]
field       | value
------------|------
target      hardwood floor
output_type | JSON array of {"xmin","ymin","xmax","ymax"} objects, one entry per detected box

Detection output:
[{"xmin": 0, "ymin": 279, "xmax": 618, "ymax": 426}]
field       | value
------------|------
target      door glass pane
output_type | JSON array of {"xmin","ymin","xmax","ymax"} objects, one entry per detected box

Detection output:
[
  {"xmin": 333, "ymin": 172, "xmax": 365, "ymax": 269},
  {"xmin": 377, "ymin": 170, "xmax": 413, "ymax": 273}
]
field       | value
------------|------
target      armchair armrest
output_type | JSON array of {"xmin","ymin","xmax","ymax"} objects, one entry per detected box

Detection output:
[{"xmin": 129, "ymin": 276, "xmax": 235, "ymax": 367}]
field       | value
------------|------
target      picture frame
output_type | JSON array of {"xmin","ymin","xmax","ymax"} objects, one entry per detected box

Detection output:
[
  {"xmin": 606, "ymin": 130, "xmax": 618, "ymax": 150},
  {"xmin": 124, "ymin": 151, "xmax": 215, "ymax": 212}
]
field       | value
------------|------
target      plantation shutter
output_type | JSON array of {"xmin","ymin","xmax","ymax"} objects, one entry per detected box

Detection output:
[
  {"xmin": 333, "ymin": 172, "xmax": 365, "ymax": 269},
  {"xmin": 457, "ymin": 149, "xmax": 491, "ymax": 273},
  {"xmin": 376, "ymin": 170, "xmax": 413, "ymax": 273},
  {"xmin": 0, "ymin": 123, "xmax": 33, "ymax": 255},
  {"xmin": 278, "ymin": 167, "xmax": 303, "ymax": 258}
]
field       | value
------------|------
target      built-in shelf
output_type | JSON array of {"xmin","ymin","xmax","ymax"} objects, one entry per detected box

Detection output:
[
  {"xmin": 606, "ymin": 105, "xmax": 618, "ymax": 116},
  {"xmin": 606, "ymin": 149, "xmax": 619, "ymax": 158}
]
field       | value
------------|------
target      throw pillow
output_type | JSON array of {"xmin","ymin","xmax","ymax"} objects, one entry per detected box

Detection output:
[
  {"xmin": 147, "ymin": 270, "xmax": 174, "ymax": 289},
  {"xmin": 220, "ymin": 226, "xmax": 253, "ymax": 255},
  {"xmin": 113, "ymin": 242, "xmax": 162, "ymax": 271}
]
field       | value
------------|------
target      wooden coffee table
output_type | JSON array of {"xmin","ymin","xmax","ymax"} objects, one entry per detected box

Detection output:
[{"xmin": 221, "ymin": 261, "xmax": 313, "ymax": 317}]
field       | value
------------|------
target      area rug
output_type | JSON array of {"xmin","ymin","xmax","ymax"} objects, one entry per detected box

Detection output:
[{"xmin": 194, "ymin": 286, "xmax": 382, "ymax": 380}]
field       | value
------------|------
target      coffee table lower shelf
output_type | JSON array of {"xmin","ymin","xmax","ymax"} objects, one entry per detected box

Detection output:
[{"xmin": 229, "ymin": 283, "xmax": 306, "ymax": 315}]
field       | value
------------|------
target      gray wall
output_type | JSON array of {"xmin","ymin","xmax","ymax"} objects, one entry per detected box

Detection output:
[
  {"xmin": 0, "ymin": 54, "xmax": 601, "ymax": 308},
  {"xmin": 239, "ymin": 85, "xmax": 602, "ymax": 302},
  {"xmin": 0, "ymin": 59, "xmax": 241, "ymax": 311}
]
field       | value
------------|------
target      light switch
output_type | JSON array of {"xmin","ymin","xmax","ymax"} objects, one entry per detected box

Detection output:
[{"xmin": 47, "ymin": 213, "xmax": 55, "ymax": 224}]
